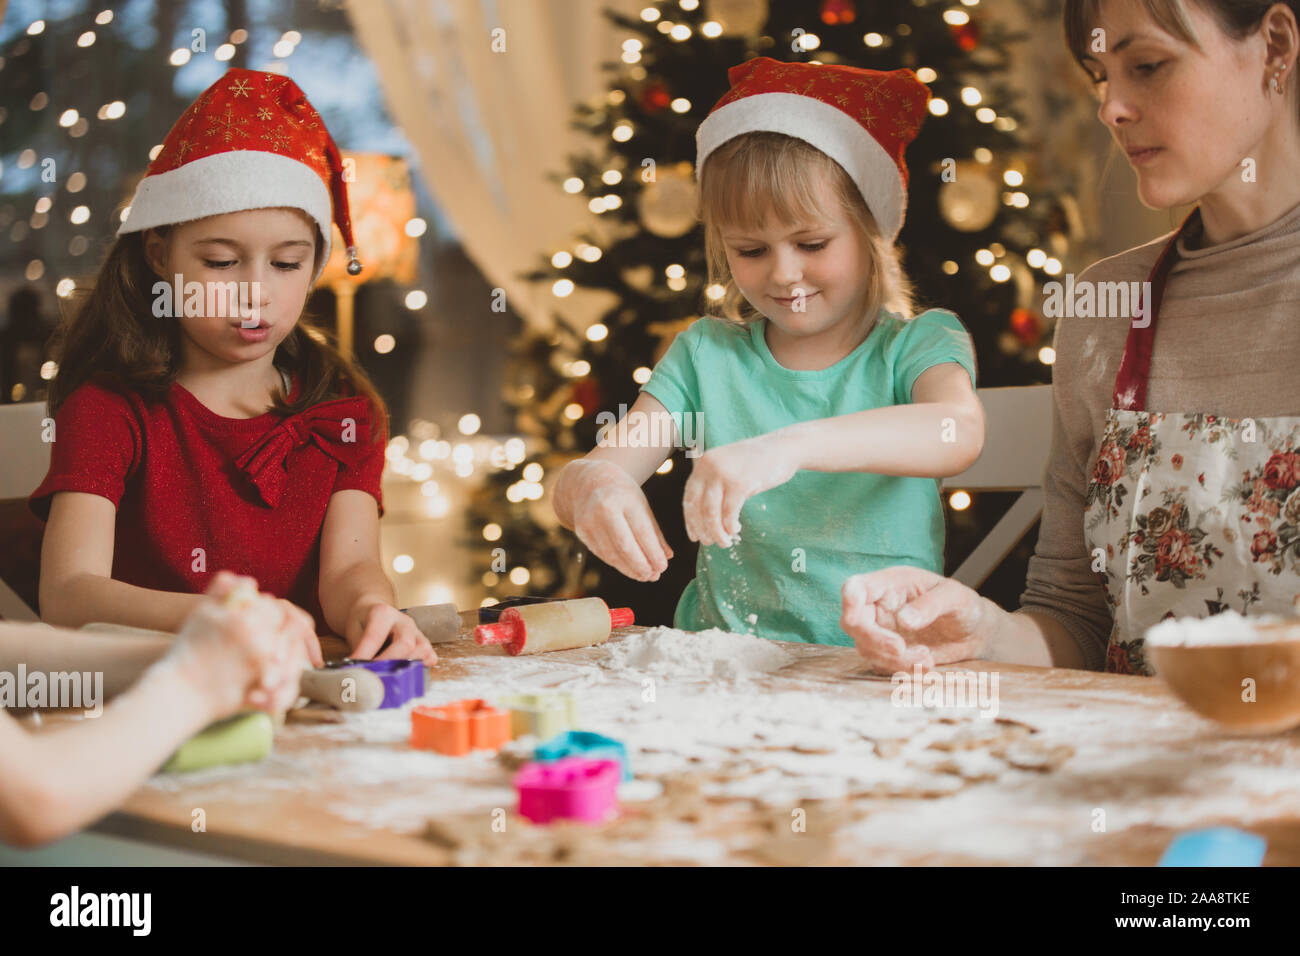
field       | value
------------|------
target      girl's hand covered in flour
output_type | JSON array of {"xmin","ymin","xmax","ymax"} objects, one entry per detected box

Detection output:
[
  {"xmin": 566, "ymin": 460, "xmax": 674, "ymax": 583},
  {"xmin": 682, "ymin": 437, "xmax": 797, "ymax": 548}
]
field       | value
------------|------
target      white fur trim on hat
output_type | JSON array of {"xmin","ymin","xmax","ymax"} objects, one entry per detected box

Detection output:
[
  {"xmin": 695, "ymin": 92, "xmax": 906, "ymax": 240},
  {"xmin": 117, "ymin": 150, "xmax": 334, "ymax": 281}
]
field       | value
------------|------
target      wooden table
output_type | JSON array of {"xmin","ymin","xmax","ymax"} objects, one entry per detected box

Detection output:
[{"xmin": 69, "ymin": 623, "xmax": 1300, "ymax": 866}]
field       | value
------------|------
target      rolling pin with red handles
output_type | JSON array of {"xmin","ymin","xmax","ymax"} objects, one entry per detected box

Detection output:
[{"xmin": 473, "ymin": 597, "xmax": 634, "ymax": 656}]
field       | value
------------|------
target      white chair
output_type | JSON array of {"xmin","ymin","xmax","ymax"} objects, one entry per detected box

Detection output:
[
  {"xmin": 0, "ymin": 402, "xmax": 52, "ymax": 620},
  {"xmin": 942, "ymin": 385, "xmax": 1054, "ymax": 590}
]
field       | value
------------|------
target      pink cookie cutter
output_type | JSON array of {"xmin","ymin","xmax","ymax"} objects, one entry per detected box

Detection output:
[{"xmin": 513, "ymin": 757, "xmax": 620, "ymax": 825}]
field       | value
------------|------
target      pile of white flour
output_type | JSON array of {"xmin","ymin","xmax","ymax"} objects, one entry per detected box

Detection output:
[
  {"xmin": 602, "ymin": 626, "xmax": 791, "ymax": 680},
  {"xmin": 1145, "ymin": 610, "xmax": 1300, "ymax": 647}
]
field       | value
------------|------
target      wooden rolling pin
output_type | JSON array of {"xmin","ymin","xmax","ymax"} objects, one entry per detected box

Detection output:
[
  {"xmin": 473, "ymin": 597, "xmax": 633, "ymax": 656},
  {"xmin": 298, "ymin": 666, "xmax": 386, "ymax": 711},
  {"xmin": 401, "ymin": 602, "xmax": 462, "ymax": 644}
]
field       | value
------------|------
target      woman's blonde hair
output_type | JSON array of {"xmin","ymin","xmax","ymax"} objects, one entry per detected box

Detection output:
[{"xmin": 697, "ymin": 132, "xmax": 914, "ymax": 325}]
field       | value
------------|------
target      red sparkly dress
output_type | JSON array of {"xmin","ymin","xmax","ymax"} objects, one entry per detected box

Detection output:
[{"xmin": 29, "ymin": 374, "xmax": 386, "ymax": 631}]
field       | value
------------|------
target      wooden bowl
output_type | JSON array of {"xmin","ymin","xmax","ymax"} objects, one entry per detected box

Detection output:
[{"xmin": 1148, "ymin": 619, "xmax": 1300, "ymax": 734}]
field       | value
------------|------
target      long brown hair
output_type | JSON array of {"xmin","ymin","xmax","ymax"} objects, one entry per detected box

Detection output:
[{"xmin": 46, "ymin": 224, "xmax": 387, "ymax": 438}]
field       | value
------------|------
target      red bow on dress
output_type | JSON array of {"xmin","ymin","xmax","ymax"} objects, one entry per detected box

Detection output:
[{"xmin": 235, "ymin": 397, "xmax": 372, "ymax": 507}]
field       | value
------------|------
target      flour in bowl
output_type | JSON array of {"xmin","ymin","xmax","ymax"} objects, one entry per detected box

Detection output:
[
  {"xmin": 1145, "ymin": 610, "xmax": 1300, "ymax": 647},
  {"xmin": 603, "ymin": 626, "xmax": 792, "ymax": 680}
]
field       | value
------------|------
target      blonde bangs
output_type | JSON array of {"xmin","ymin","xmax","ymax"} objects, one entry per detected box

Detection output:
[{"xmin": 700, "ymin": 133, "xmax": 841, "ymax": 238}]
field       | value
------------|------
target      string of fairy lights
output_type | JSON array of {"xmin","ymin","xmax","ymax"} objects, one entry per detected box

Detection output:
[
  {"xmin": 5, "ymin": 0, "xmax": 1070, "ymax": 605},
  {"xmin": 522, "ymin": 0, "xmax": 1068, "ymax": 536},
  {"xmin": 547, "ymin": 0, "xmax": 1061, "ymax": 372},
  {"xmin": 5, "ymin": 13, "xmax": 433, "ymax": 389},
  {"xmin": 4, "ymin": 8, "xmax": 477, "ymax": 605}
]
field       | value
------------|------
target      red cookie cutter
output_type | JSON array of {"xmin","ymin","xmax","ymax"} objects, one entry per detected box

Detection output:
[{"xmin": 410, "ymin": 699, "xmax": 511, "ymax": 755}]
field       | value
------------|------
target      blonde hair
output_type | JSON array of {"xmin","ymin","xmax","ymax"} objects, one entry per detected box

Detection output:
[{"xmin": 697, "ymin": 132, "xmax": 914, "ymax": 325}]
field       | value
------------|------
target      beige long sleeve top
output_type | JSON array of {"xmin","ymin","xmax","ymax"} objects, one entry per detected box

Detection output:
[{"xmin": 1019, "ymin": 201, "xmax": 1300, "ymax": 670}]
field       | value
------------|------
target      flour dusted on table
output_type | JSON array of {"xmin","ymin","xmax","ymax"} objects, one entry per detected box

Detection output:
[
  {"xmin": 602, "ymin": 625, "xmax": 792, "ymax": 680},
  {"xmin": 1145, "ymin": 610, "xmax": 1300, "ymax": 647}
]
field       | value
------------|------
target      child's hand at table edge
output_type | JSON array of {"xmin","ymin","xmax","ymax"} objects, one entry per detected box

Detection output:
[
  {"xmin": 840, "ymin": 567, "xmax": 997, "ymax": 674},
  {"xmin": 163, "ymin": 571, "xmax": 308, "ymax": 719},
  {"xmin": 345, "ymin": 597, "xmax": 438, "ymax": 664},
  {"xmin": 273, "ymin": 597, "xmax": 324, "ymax": 669},
  {"xmin": 568, "ymin": 460, "xmax": 673, "ymax": 583},
  {"xmin": 682, "ymin": 435, "xmax": 797, "ymax": 547}
]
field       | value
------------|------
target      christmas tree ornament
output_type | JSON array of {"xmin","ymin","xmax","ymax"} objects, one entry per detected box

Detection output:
[
  {"xmin": 949, "ymin": 18, "xmax": 981, "ymax": 52},
  {"xmin": 695, "ymin": 57, "xmax": 930, "ymax": 241},
  {"xmin": 117, "ymin": 68, "xmax": 361, "ymax": 282},
  {"xmin": 636, "ymin": 78, "xmax": 673, "ymax": 113},
  {"xmin": 938, "ymin": 162, "xmax": 1000, "ymax": 232},
  {"xmin": 570, "ymin": 377, "xmax": 603, "ymax": 417},
  {"xmin": 637, "ymin": 162, "xmax": 699, "ymax": 238},
  {"xmin": 819, "ymin": 0, "xmax": 856, "ymax": 25},
  {"xmin": 1010, "ymin": 306, "xmax": 1043, "ymax": 346}
]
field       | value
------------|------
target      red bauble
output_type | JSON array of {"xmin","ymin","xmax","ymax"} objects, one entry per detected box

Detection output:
[
  {"xmin": 1010, "ymin": 307, "xmax": 1043, "ymax": 346},
  {"xmin": 571, "ymin": 377, "xmax": 604, "ymax": 416},
  {"xmin": 638, "ymin": 79, "xmax": 672, "ymax": 113},
  {"xmin": 820, "ymin": 0, "xmax": 856, "ymax": 25},
  {"xmin": 949, "ymin": 20, "xmax": 980, "ymax": 52}
]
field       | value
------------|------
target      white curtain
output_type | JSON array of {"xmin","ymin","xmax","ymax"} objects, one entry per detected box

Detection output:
[{"xmin": 345, "ymin": 0, "xmax": 643, "ymax": 329}]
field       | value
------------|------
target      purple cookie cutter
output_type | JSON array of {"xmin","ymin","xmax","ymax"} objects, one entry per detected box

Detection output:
[{"xmin": 326, "ymin": 659, "xmax": 426, "ymax": 709}]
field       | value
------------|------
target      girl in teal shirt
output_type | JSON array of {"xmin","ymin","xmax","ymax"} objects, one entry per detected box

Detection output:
[{"xmin": 553, "ymin": 57, "xmax": 984, "ymax": 646}]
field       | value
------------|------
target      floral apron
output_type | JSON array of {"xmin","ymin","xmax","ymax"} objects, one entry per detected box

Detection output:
[{"xmin": 1083, "ymin": 211, "xmax": 1300, "ymax": 675}]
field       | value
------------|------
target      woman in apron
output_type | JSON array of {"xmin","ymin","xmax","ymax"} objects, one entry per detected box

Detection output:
[{"xmin": 842, "ymin": 0, "xmax": 1300, "ymax": 674}]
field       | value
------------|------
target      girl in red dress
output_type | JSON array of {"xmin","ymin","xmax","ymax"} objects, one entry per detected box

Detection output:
[{"xmin": 30, "ymin": 69, "xmax": 434, "ymax": 665}]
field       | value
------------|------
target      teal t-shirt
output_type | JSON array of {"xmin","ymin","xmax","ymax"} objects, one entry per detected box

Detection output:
[{"xmin": 641, "ymin": 310, "xmax": 977, "ymax": 647}]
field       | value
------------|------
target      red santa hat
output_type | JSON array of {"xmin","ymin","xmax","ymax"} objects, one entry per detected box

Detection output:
[
  {"xmin": 117, "ymin": 68, "xmax": 360, "ymax": 282},
  {"xmin": 695, "ymin": 57, "xmax": 931, "ymax": 241}
]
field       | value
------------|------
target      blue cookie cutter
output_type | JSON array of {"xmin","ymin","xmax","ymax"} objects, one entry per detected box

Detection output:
[
  {"xmin": 534, "ymin": 730, "xmax": 631, "ymax": 781},
  {"xmin": 1159, "ymin": 827, "xmax": 1267, "ymax": 867},
  {"xmin": 326, "ymin": 658, "xmax": 426, "ymax": 709}
]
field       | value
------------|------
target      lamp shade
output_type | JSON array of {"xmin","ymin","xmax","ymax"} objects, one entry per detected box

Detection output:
[{"xmin": 318, "ymin": 152, "xmax": 419, "ymax": 287}]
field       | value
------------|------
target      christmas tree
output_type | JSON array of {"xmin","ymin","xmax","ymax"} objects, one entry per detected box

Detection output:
[{"xmin": 469, "ymin": 0, "xmax": 1081, "ymax": 623}]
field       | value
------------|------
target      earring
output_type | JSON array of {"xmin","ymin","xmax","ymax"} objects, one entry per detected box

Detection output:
[{"xmin": 1274, "ymin": 69, "xmax": 1285, "ymax": 94}]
